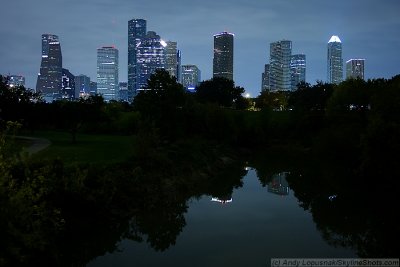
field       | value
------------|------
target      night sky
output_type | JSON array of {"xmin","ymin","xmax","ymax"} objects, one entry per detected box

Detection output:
[{"xmin": 1, "ymin": 0, "xmax": 399, "ymax": 97}]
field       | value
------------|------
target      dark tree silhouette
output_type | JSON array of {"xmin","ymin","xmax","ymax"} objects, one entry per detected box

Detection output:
[{"xmin": 195, "ymin": 77, "xmax": 245, "ymax": 109}]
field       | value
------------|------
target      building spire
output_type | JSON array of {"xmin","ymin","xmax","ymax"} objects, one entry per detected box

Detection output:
[{"xmin": 328, "ymin": 35, "xmax": 341, "ymax": 43}]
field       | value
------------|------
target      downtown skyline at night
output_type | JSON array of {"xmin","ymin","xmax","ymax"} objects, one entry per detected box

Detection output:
[{"xmin": 1, "ymin": 0, "xmax": 399, "ymax": 97}]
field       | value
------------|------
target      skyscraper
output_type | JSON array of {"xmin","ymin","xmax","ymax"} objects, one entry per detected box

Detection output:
[
  {"xmin": 181, "ymin": 65, "xmax": 201, "ymax": 90},
  {"xmin": 346, "ymin": 59, "xmax": 365, "ymax": 80},
  {"xmin": 36, "ymin": 34, "xmax": 62, "ymax": 99},
  {"xmin": 89, "ymin": 81, "xmax": 97, "ymax": 95},
  {"xmin": 97, "ymin": 46, "xmax": 119, "ymax": 101},
  {"xmin": 136, "ymin": 31, "xmax": 166, "ymax": 90},
  {"xmin": 165, "ymin": 41, "xmax": 179, "ymax": 80},
  {"xmin": 290, "ymin": 54, "xmax": 306, "ymax": 90},
  {"xmin": 75, "ymin": 74, "xmax": 91, "ymax": 98},
  {"xmin": 270, "ymin": 40, "xmax": 292, "ymax": 91},
  {"xmin": 128, "ymin": 19, "xmax": 147, "ymax": 100},
  {"xmin": 119, "ymin": 82, "xmax": 128, "ymax": 101},
  {"xmin": 261, "ymin": 64, "xmax": 270, "ymax": 91},
  {"xmin": 61, "ymin": 68, "xmax": 75, "ymax": 99},
  {"xmin": 327, "ymin": 35, "xmax": 343, "ymax": 84},
  {"xmin": 213, "ymin": 32, "xmax": 234, "ymax": 81}
]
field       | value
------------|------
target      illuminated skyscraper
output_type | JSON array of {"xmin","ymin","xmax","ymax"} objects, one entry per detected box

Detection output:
[
  {"xmin": 136, "ymin": 31, "xmax": 166, "ymax": 90},
  {"xmin": 181, "ymin": 65, "xmax": 201, "ymax": 90},
  {"xmin": 36, "ymin": 34, "xmax": 62, "ymax": 98},
  {"xmin": 346, "ymin": 59, "xmax": 365, "ymax": 80},
  {"xmin": 213, "ymin": 31, "xmax": 234, "ymax": 81},
  {"xmin": 75, "ymin": 74, "xmax": 91, "ymax": 98},
  {"xmin": 128, "ymin": 18, "xmax": 147, "ymax": 100},
  {"xmin": 270, "ymin": 40, "xmax": 292, "ymax": 91},
  {"xmin": 291, "ymin": 54, "xmax": 306, "ymax": 90},
  {"xmin": 327, "ymin": 35, "xmax": 343, "ymax": 84},
  {"xmin": 97, "ymin": 46, "xmax": 119, "ymax": 101},
  {"xmin": 61, "ymin": 68, "xmax": 75, "ymax": 99},
  {"xmin": 165, "ymin": 41, "xmax": 181, "ymax": 80}
]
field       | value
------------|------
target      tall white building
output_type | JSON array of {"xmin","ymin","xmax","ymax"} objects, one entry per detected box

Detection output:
[{"xmin": 327, "ymin": 35, "xmax": 343, "ymax": 84}]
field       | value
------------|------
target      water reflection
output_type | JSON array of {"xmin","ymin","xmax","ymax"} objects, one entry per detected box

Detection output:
[
  {"xmin": 1, "ymin": 149, "xmax": 397, "ymax": 266},
  {"xmin": 267, "ymin": 172, "xmax": 290, "ymax": 196},
  {"xmin": 210, "ymin": 194, "xmax": 233, "ymax": 204}
]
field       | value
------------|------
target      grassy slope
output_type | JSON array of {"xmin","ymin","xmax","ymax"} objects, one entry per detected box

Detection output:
[{"xmin": 28, "ymin": 131, "xmax": 135, "ymax": 165}]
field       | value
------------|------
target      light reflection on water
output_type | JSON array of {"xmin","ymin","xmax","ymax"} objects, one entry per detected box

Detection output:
[{"xmin": 87, "ymin": 169, "xmax": 355, "ymax": 267}]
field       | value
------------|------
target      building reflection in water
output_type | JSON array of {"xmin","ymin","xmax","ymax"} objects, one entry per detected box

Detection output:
[
  {"xmin": 267, "ymin": 172, "xmax": 290, "ymax": 196},
  {"xmin": 211, "ymin": 193, "xmax": 233, "ymax": 204}
]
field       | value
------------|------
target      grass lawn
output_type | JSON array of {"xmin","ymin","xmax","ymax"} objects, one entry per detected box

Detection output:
[{"xmin": 28, "ymin": 131, "xmax": 135, "ymax": 165}]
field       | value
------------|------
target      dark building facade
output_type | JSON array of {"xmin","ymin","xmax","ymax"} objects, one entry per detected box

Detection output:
[
  {"xmin": 128, "ymin": 18, "xmax": 147, "ymax": 100},
  {"xmin": 213, "ymin": 32, "xmax": 234, "ymax": 81},
  {"xmin": 36, "ymin": 34, "xmax": 62, "ymax": 100},
  {"xmin": 261, "ymin": 64, "xmax": 270, "ymax": 91}
]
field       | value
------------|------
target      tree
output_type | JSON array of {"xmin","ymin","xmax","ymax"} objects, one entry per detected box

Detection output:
[
  {"xmin": 256, "ymin": 90, "xmax": 289, "ymax": 111},
  {"xmin": 0, "ymin": 76, "xmax": 42, "ymax": 127},
  {"xmin": 133, "ymin": 69, "xmax": 186, "ymax": 117},
  {"xmin": 288, "ymin": 81, "xmax": 333, "ymax": 112},
  {"xmin": 195, "ymin": 77, "xmax": 245, "ymax": 108}
]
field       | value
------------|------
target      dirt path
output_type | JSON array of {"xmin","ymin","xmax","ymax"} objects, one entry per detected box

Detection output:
[{"xmin": 16, "ymin": 136, "xmax": 52, "ymax": 155}]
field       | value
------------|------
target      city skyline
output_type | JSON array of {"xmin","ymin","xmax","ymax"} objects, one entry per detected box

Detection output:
[{"xmin": 1, "ymin": 0, "xmax": 399, "ymax": 97}]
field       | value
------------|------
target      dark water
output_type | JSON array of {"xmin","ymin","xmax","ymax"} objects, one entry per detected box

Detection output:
[{"xmin": 87, "ymin": 168, "xmax": 355, "ymax": 267}]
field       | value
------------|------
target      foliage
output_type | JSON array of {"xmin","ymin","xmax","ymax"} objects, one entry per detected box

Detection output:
[
  {"xmin": 255, "ymin": 90, "xmax": 289, "ymax": 111},
  {"xmin": 0, "ymin": 78, "xmax": 42, "ymax": 129},
  {"xmin": 288, "ymin": 81, "xmax": 334, "ymax": 112},
  {"xmin": 195, "ymin": 77, "xmax": 246, "ymax": 109}
]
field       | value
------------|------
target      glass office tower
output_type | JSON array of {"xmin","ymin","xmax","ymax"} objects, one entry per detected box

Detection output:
[
  {"xmin": 97, "ymin": 46, "xmax": 119, "ymax": 101},
  {"xmin": 327, "ymin": 35, "xmax": 343, "ymax": 84},
  {"xmin": 181, "ymin": 65, "xmax": 201, "ymax": 90},
  {"xmin": 213, "ymin": 32, "xmax": 234, "ymax": 81},
  {"xmin": 36, "ymin": 34, "xmax": 62, "ymax": 99},
  {"xmin": 290, "ymin": 54, "xmax": 306, "ymax": 90},
  {"xmin": 346, "ymin": 59, "xmax": 365, "ymax": 80},
  {"xmin": 136, "ymin": 31, "xmax": 166, "ymax": 90},
  {"xmin": 128, "ymin": 18, "xmax": 147, "ymax": 100},
  {"xmin": 270, "ymin": 40, "xmax": 292, "ymax": 91}
]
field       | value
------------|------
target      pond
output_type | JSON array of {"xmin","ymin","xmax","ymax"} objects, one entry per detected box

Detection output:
[{"xmin": 87, "ymin": 168, "xmax": 356, "ymax": 267}]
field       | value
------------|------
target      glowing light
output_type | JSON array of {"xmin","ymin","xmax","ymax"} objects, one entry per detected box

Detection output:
[
  {"xmin": 244, "ymin": 93, "xmax": 251, "ymax": 98},
  {"xmin": 211, "ymin": 197, "xmax": 232, "ymax": 204},
  {"xmin": 328, "ymin": 35, "xmax": 341, "ymax": 43},
  {"xmin": 160, "ymin": 40, "xmax": 167, "ymax": 47}
]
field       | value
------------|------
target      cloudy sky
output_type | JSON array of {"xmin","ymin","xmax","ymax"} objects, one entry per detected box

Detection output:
[{"xmin": 1, "ymin": 0, "xmax": 399, "ymax": 97}]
